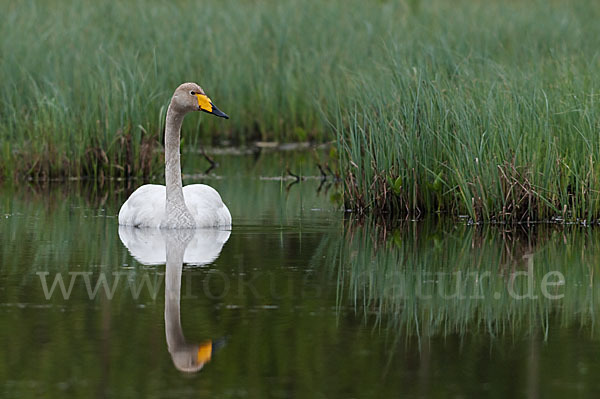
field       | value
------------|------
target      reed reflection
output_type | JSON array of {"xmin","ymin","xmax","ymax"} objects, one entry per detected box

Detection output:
[{"xmin": 118, "ymin": 226, "xmax": 230, "ymax": 372}]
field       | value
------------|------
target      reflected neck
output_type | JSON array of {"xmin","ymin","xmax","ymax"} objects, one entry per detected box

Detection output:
[
  {"xmin": 164, "ymin": 103, "xmax": 194, "ymax": 228},
  {"xmin": 164, "ymin": 232, "xmax": 194, "ymax": 353},
  {"xmin": 165, "ymin": 245, "xmax": 185, "ymax": 351}
]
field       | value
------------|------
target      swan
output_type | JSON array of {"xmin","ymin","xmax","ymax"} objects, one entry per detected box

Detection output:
[
  {"xmin": 118, "ymin": 82, "xmax": 231, "ymax": 229},
  {"xmin": 118, "ymin": 227, "xmax": 230, "ymax": 372},
  {"xmin": 118, "ymin": 225, "xmax": 231, "ymax": 265}
]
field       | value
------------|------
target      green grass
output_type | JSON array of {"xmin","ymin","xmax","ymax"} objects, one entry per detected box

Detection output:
[
  {"xmin": 0, "ymin": 0, "xmax": 387, "ymax": 179},
  {"xmin": 2, "ymin": 0, "xmax": 600, "ymax": 221},
  {"xmin": 335, "ymin": 0, "xmax": 600, "ymax": 221}
]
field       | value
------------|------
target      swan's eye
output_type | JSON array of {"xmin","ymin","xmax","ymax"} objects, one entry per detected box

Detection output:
[{"xmin": 190, "ymin": 91, "xmax": 196, "ymax": 95}]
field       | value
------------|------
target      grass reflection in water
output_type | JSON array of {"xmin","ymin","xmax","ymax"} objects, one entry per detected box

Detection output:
[{"xmin": 321, "ymin": 220, "xmax": 598, "ymax": 341}]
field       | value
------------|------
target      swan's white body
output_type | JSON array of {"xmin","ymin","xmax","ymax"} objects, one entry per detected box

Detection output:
[
  {"xmin": 118, "ymin": 82, "xmax": 231, "ymax": 229},
  {"xmin": 118, "ymin": 225, "xmax": 231, "ymax": 265},
  {"xmin": 118, "ymin": 184, "xmax": 231, "ymax": 228}
]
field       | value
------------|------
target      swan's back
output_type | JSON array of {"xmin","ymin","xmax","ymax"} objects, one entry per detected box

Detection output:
[
  {"xmin": 184, "ymin": 184, "xmax": 232, "ymax": 227},
  {"xmin": 118, "ymin": 184, "xmax": 166, "ymax": 227},
  {"xmin": 118, "ymin": 184, "xmax": 231, "ymax": 228}
]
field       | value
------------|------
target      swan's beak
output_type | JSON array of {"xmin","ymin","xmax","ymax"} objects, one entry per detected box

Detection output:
[{"xmin": 195, "ymin": 93, "xmax": 229, "ymax": 119}]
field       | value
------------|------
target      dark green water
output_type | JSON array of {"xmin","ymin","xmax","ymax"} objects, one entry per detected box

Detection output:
[{"xmin": 2, "ymin": 151, "xmax": 600, "ymax": 398}]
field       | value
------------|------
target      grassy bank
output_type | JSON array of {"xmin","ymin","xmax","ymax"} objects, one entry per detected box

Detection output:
[
  {"xmin": 2, "ymin": 0, "xmax": 600, "ymax": 222},
  {"xmin": 336, "ymin": 0, "xmax": 600, "ymax": 222}
]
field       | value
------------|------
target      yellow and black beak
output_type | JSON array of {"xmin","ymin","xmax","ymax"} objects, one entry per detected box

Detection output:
[
  {"xmin": 195, "ymin": 93, "xmax": 229, "ymax": 119},
  {"xmin": 196, "ymin": 341, "xmax": 213, "ymax": 366},
  {"xmin": 196, "ymin": 338, "xmax": 226, "ymax": 369}
]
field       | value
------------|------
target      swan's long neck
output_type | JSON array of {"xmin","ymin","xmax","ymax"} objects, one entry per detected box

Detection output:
[{"xmin": 164, "ymin": 104, "xmax": 195, "ymax": 228}]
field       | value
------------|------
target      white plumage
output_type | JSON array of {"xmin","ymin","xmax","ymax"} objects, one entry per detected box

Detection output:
[
  {"xmin": 118, "ymin": 184, "xmax": 231, "ymax": 228},
  {"xmin": 118, "ymin": 225, "xmax": 231, "ymax": 265}
]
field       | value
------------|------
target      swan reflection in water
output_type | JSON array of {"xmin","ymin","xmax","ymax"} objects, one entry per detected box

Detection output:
[{"xmin": 118, "ymin": 226, "xmax": 230, "ymax": 372}]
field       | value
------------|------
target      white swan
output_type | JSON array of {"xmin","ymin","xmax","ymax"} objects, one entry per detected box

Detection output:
[
  {"xmin": 118, "ymin": 225, "xmax": 231, "ymax": 265},
  {"xmin": 118, "ymin": 82, "xmax": 231, "ymax": 229},
  {"xmin": 118, "ymin": 227, "xmax": 230, "ymax": 372}
]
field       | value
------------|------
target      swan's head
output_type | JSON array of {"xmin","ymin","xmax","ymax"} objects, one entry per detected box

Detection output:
[
  {"xmin": 170, "ymin": 340, "xmax": 214, "ymax": 373},
  {"xmin": 171, "ymin": 82, "xmax": 229, "ymax": 119}
]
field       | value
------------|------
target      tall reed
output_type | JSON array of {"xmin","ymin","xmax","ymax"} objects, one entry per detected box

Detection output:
[
  {"xmin": 335, "ymin": 0, "xmax": 600, "ymax": 221},
  {"xmin": 3, "ymin": 0, "xmax": 600, "ymax": 222},
  {"xmin": 0, "ymin": 0, "xmax": 392, "ymax": 179}
]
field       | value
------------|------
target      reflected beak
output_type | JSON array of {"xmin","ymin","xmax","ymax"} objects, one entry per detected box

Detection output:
[
  {"xmin": 197, "ymin": 340, "xmax": 213, "ymax": 365},
  {"xmin": 195, "ymin": 93, "xmax": 229, "ymax": 119}
]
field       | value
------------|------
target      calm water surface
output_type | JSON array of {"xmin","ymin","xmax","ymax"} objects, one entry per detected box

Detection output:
[{"xmin": 2, "ymin": 151, "xmax": 600, "ymax": 398}]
